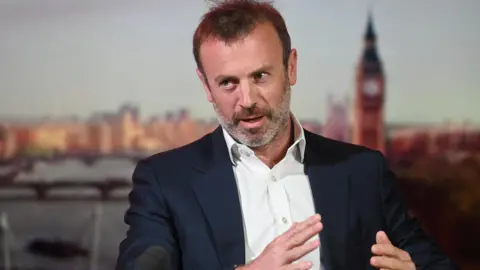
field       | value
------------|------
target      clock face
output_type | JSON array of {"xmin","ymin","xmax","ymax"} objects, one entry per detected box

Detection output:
[{"xmin": 363, "ymin": 80, "xmax": 380, "ymax": 96}]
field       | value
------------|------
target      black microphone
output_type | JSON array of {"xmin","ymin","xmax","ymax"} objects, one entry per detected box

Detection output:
[{"xmin": 134, "ymin": 246, "xmax": 172, "ymax": 270}]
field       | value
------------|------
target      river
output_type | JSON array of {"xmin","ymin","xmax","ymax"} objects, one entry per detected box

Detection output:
[{"xmin": 0, "ymin": 158, "xmax": 136, "ymax": 270}]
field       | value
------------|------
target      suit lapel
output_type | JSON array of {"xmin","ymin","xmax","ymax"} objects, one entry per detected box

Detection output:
[
  {"xmin": 304, "ymin": 131, "xmax": 351, "ymax": 270},
  {"xmin": 192, "ymin": 127, "xmax": 245, "ymax": 268}
]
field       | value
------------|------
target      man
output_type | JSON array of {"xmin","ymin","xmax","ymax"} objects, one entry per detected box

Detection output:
[{"xmin": 117, "ymin": 1, "xmax": 457, "ymax": 269}]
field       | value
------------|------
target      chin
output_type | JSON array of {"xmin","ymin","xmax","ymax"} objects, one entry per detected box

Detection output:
[
  {"xmin": 243, "ymin": 139, "xmax": 269, "ymax": 148},
  {"xmin": 242, "ymin": 131, "xmax": 278, "ymax": 148},
  {"xmin": 232, "ymin": 131, "xmax": 264, "ymax": 147}
]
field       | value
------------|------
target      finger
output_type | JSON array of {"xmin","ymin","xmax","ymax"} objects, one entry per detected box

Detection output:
[
  {"xmin": 282, "ymin": 214, "xmax": 321, "ymax": 239},
  {"xmin": 376, "ymin": 260, "xmax": 415, "ymax": 270},
  {"xmin": 370, "ymin": 255, "xmax": 405, "ymax": 270},
  {"xmin": 376, "ymin": 231, "xmax": 392, "ymax": 244},
  {"xmin": 286, "ymin": 239, "xmax": 320, "ymax": 263},
  {"xmin": 281, "ymin": 261, "xmax": 313, "ymax": 270},
  {"xmin": 286, "ymin": 221, "xmax": 322, "ymax": 249},
  {"xmin": 372, "ymin": 244, "xmax": 411, "ymax": 261}
]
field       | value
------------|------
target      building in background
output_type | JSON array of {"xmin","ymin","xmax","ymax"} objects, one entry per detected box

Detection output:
[
  {"xmin": 0, "ymin": 125, "xmax": 16, "ymax": 159},
  {"xmin": 352, "ymin": 13, "xmax": 386, "ymax": 155},
  {"xmin": 322, "ymin": 94, "xmax": 350, "ymax": 143}
]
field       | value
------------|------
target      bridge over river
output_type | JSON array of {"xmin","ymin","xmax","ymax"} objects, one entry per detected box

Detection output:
[{"xmin": 0, "ymin": 178, "xmax": 132, "ymax": 201}]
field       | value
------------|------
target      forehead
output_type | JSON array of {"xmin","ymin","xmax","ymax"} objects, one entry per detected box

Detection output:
[{"xmin": 199, "ymin": 23, "xmax": 284, "ymax": 76}]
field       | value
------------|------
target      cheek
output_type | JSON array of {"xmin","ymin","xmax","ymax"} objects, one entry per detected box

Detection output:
[
  {"xmin": 262, "ymin": 86, "xmax": 285, "ymax": 108},
  {"xmin": 212, "ymin": 94, "xmax": 237, "ymax": 115}
]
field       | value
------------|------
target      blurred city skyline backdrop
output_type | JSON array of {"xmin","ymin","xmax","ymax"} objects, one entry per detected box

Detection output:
[
  {"xmin": 1, "ymin": 1, "xmax": 480, "ymax": 269},
  {"xmin": 1, "ymin": 0, "xmax": 479, "ymax": 124}
]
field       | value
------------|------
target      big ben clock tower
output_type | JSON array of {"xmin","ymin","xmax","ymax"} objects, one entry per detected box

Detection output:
[{"xmin": 352, "ymin": 12, "xmax": 386, "ymax": 154}]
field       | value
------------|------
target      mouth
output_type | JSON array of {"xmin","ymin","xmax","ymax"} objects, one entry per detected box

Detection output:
[
  {"xmin": 240, "ymin": 116, "xmax": 263, "ymax": 123},
  {"xmin": 238, "ymin": 116, "xmax": 265, "ymax": 129}
]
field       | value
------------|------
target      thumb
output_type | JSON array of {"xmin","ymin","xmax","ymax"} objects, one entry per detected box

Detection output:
[{"xmin": 376, "ymin": 231, "xmax": 391, "ymax": 244}]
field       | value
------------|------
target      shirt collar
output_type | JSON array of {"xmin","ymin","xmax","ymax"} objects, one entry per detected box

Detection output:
[{"xmin": 222, "ymin": 113, "xmax": 306, "ymax": 165}]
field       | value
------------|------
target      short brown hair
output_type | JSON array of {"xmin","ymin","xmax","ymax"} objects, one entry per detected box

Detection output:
[{"xmin": 193, "ymin": 0, "xmax": 291, "ymax": 73}]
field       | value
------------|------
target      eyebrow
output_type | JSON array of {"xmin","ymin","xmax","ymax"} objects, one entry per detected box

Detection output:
[{"xmin": 214, "ymin": 65, "xmax": 274, "ymax": 84}]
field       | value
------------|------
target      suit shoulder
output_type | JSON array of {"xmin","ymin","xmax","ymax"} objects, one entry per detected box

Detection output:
[
  {"xmin": 305, "ymin": 130, "xmax": 379, "ymax": 154},
  {"xmin": 304, "ymin": 129, "xmax": 386, "ymax": 164},
  {"xmin": 140, "ymin": 131, "xmax": 213, "ymax": 170}
]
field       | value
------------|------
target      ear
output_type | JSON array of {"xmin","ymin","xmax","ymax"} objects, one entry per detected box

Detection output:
[
  {"xmin": 196, "ymin": 68, "xmax": 213, "ymax": 103},
  {"xmin": 287, "ymin": 49, "xmax": 298, "ymax": 86}
]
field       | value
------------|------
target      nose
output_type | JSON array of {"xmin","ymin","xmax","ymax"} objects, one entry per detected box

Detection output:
[{"xmin": 238, "ymin": 81, "xmax": 256, "ymax": 108}]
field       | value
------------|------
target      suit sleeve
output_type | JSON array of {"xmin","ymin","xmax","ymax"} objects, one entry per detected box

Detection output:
[
  {"xmin": 376, "ymin": 152, "xmax": 458, "ymax": 270},
  {"xmin": 116, "ymin": 159, "xmax": 180, "ymax": 270}
]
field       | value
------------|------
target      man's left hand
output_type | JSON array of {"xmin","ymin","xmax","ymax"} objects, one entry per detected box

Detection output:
[{"xmin": 370, "ymin": 231, "xmax": 416, "ymax": 270}]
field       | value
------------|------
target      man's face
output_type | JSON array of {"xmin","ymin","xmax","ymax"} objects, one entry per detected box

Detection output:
[{"xmin": 197, "ymin": 22, "xmax": 298, "ymax": 147}]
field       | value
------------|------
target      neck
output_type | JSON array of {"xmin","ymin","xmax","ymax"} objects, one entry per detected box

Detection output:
[{"xmin": 253, "ymin": 116, "xmax": 294, "ymax": 168}]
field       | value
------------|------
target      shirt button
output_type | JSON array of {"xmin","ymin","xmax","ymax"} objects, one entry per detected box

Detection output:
[
  {"xmin": 282, "ymin": 217, "xmax": 288, "ymax": 224},
  {"xmin": 271, "ymin": 175, "xmax": 277, "ymax": 182}
]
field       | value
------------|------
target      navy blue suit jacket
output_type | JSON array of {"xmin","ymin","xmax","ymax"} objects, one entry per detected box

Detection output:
[{"xmin": 117, "ymin": 127, "xmax": 456, "ymax": 270}]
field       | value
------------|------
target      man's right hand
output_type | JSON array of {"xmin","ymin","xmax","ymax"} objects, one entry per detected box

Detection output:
[{"xmin": 239, "ymin": 214, "xmax": 323, "ymax": 270}]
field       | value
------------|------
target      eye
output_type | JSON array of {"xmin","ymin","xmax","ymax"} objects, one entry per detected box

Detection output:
[
  {"xmin": 219, "ymin": 80, "xmax": 231, "ymax": 87},
  {"xmin": 253, "ymin": 72, "xmax": 268, "ymax": 82},
  {"xmin": 219, "ymin": 78, "xmax": 237, "ymax": 91}
]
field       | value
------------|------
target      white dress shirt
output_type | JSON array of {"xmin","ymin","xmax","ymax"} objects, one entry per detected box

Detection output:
[{"xmin": 222, "ymin": 115, "xmax": 322, "ymax": 270}]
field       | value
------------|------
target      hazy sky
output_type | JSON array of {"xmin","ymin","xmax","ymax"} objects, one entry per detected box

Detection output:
[{"xmin": 0, "ymin": 0, "xmax": 479, "ymax": 123}]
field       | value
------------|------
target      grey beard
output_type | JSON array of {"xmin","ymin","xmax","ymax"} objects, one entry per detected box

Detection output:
[{"xmin": 212, "ymin": 85, "xmax": 292, "ymax": 148}]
